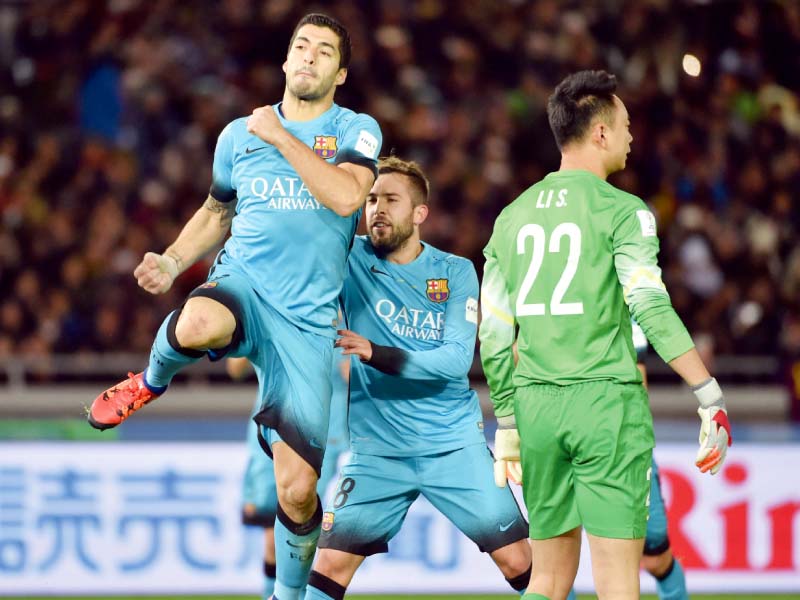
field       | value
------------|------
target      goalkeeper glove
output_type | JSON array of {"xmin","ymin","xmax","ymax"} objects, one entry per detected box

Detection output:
[
  {"xmin": 494, "ymin": 415, "xmax": 522, "ymax": 487},
  {"xmin": 693, "ymin": 377, "xmax": 732, "ymax": 475}
]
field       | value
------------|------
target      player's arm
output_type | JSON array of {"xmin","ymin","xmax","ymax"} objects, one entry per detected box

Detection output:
[
  {"xmin": 247, "ymin": 108, "xmax": 379, "ymax": 217},
  {"xmin": 478, "ymin": 240, "xmax": 517, "ymax": 420},
  {"xmin": 164, "ymin": 195, "xmax": 234, "ymax": 266},
  {"xmin": 479, "ymin": 239, "xmax": 522, "ymax": 487},
  {"xmin": 614, "ymin": 206, "xmax": 731, "ymax": 474},
  {"xmin": 632, "ymin": 319, "xmax": 649, "ymax": 387},
  {"xmin": 336, "ymin": 260, "xmax": 478, "ymax": 381},
  {"xmin": 135, "ymin": 125, "xmax": 237, "ymax": 295}
]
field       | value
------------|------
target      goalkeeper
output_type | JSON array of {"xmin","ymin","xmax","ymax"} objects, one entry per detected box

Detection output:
[{"xmin": 479, "ymin": 70, "xmax": 731, "ymax": 600}]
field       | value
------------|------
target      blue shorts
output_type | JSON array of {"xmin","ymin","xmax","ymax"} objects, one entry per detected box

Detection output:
[
  {"xmin": 644, "ymin": 457, "xmax": 670, "ymax": 555},
  {"xmin": 191, "ymin": 262, "xmax": 334, "ymax": 475},
  {"xmin": 318, "ymin": 444, "xmax": 528, "ymax": 556},
  {"xmin": 241, "ymin": 417, "xmax": 348, "ymax": 527}
]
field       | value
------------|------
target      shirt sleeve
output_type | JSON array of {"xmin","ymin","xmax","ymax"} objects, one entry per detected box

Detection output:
[
  {"xmin": 370, "ymin": 259, "xmax": 478, "ymax": 381},
  {"xmin": 631, "ymin": 318, "xmax": 649, "ymax": 362},
  {"xmin": 613, "ymin": 204, "xmax": 694, "ymax": 362},
  {"xmin": 478, "ymin": 233, "xmax": 517, "ymax": 419},
  {"xmin": 335, "ymin": 113, "xmax": 382, "ymax": 179},
  {"xmin": 209, "ymin": 122, "xmax": 237, "ymax": 203}
]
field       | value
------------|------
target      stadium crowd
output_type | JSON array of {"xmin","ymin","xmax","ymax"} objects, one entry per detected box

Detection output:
[{"xmin": 1, "ymin": 0, "xmax": 798, "ymax": 371}]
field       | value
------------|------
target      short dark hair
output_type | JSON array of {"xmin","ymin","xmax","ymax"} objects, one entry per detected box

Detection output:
[
  {"xmin": 288, "ymin": 13, "xmax": 351, "ymax": 69},
  {"xmin": 547, "ymin": 70, "xmax": 618, "ymax": 150},
  {"xmin": 378, "ymin": 156, "xmax": 430, "ymax": 206}
]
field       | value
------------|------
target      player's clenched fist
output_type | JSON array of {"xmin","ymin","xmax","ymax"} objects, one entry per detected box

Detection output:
[
  {"xmin": 246, "ymin": 106, "xmax": 285, "ymax": 145},
  {"xmin": 134, "ymin": 252, "xmax": 179, "ymax": 295}
]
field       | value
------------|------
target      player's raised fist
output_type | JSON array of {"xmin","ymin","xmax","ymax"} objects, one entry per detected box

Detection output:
[
  {"xmin": 134, "ymin": 252, "xmax": 179, "ymax": 295},
  {"xmin": 246, "ymin": 106, "xmax": 284, "ymax": 145}
]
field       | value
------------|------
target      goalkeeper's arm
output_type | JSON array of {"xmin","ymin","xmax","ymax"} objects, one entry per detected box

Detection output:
[{"xmin": 668, "ymin": 348, "xmax": 732, "ymax": 475}]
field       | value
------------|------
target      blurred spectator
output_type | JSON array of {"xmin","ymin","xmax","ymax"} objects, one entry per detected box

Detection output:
[{"xmin": 0, "ymin": 0, "xmax": 797, "ymax": 378}]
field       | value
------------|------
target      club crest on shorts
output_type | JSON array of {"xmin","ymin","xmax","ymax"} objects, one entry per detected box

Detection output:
[
  {"xmin": 426, "ymin": 278, "xmax": 449, "ymax": 303},
  {"xmin": 322, "ymin": 511, "xmax": 335, "ymax": 531},
  {"xmin": 314, "ymin": 135, "xmax": 337, "ymax": 159},
  {"xmin": 199, "ymin": 281, "xmax": 218, "ymax": 289}
]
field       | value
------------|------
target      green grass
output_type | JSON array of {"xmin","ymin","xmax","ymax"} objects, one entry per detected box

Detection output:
[{"xmin": 5, "ymin": 595, "xmax": 799, "ymax": 599}]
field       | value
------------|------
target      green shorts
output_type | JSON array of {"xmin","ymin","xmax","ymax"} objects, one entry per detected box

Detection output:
[{"xmin": 516, "ymin": 380, "xmax": 654, "ymax": 540}]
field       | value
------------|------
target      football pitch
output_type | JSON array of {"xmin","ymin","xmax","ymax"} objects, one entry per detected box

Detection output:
[{"xmin": 8, "ymin": 595, "xmax": 800, "ymax": 599}]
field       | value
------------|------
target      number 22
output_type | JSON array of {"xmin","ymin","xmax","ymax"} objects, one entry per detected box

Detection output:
[{"xmin": 516, "ymin": 222, "xmax": 584, "ymax": 316}]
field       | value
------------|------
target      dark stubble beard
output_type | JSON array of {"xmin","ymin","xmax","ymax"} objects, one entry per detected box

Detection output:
[
  {"xmin": 370, "ymin": 218, "xmax": 415, "ymax": 257},
  {"xmin": 287, "ymin": 72, "xmax": 336, "ymax": 102}
]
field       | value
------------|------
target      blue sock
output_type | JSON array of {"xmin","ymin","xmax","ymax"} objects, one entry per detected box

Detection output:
[
  {"xmin": 263, "ymin": 561, "xmax": 276, "ymax": 600},
  {"xmin": 144, "ymin": 310, "xmax": 205, "ymax": 389},
  {"xmin": 273, "ymin": 500, "xmax": 322, "ymax": 600},
  {"xmin": 566, "ymin": 588, "xmax": 577, "ymax": 600},
  {"xmin": 656, "ymin": 558, "xmax": 688, "ymax": 600}
]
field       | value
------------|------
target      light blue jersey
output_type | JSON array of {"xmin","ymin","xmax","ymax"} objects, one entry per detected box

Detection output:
[
  {"xmin": 342, "ymin": 236, "xmax": 485, "ymax": 456},
  {"xmin": 210, "ymin": 103, "xmax": 382, "ymax": 337}
]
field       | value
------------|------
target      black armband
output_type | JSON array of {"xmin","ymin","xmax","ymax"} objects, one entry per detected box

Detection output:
[
  {"xmin": 208, "ymin": 183, "xmax": 237, "ymax": 203},
  {"xmin": 365, "ymin": 342, "xmax": 408, "ymax": 376},
  {"xmin": 335, "ymin": 150, "xmax": 378, "ymax": 179}
]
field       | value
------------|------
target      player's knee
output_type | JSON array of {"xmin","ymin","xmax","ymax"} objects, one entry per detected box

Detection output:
[
  {"xmin": 641, "ymin": 548, "xmax": 673, "ymax": 577},
  {"xmin": 313, "ymin": 549, "xmax": 348, "ymax": 580},
  {"xmin": 275, "ymin": 469, "xmax": 317, "ymax": 514},
  {"xmin": 492, "ymin": 539, "xmax": 531, "ymax": 579},
  {"xmin": 175, "ymin": 299, "xmax": 234, "ymax": 348}
]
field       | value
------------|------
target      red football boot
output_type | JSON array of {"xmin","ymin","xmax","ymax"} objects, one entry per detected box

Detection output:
[{"xmin": 88, "ymin": 371, "xmax": 161, "ymax": 430}]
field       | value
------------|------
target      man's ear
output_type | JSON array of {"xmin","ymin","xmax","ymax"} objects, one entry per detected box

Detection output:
[
  {"xmin": 413, "ymin": 204, "xmax": 429, "ymax": 226},
  {"xmin": 335, "ymin": 67, "xmax": 348, "ymax": 86},
  {"xmin": 591, "ymin": 122, "xmax": 606, "ymax": 148}
]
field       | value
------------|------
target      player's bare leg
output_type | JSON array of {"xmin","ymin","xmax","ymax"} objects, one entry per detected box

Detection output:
[
  {"xmin": 305, "ymin": 547, "xmax": 365, "ymax": 598},
  {"xmin": 273, "ymin": 441, "xmax": 319, "ymax": 522},
  {"xmin": 272, "ymin": 441, "xmax": 323, "ymax": 600},
  {"xmin": 174, "ymin": 296, "xmax": 236, "ymax": 349},
  {"xmin": 587, "ymin": 534, "xmax": 644, "ymax": 599},
  {"xmin": 528, "ymin": 526, "xmax": 581, "ymax": 600},
  {"xmin": 263, "ymin": 526, "xmax": 276, "ymax": 566},
  {"xmin": 488, "ymin": 538, "xmax": 533, "ymax": 594},
  {"xmin": 641, "ymin": 547, "xmax": 673, "ymax": 579}
]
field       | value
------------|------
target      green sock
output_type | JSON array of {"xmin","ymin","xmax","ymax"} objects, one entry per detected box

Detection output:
[{"xmin": 522, "ymin": 594, "xmax": 550, "ymax": 600}]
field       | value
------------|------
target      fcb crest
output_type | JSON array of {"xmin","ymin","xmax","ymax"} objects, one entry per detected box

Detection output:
[
  {"xmin": 322, "ymin": 512, "xmax": 335, "ymax": 531},
  {"xmin": 426, "ymin": 279, "xmax": 449, "ymax": 303},
  {"xmin": 314, "ymin": 135, "xmax": 338, "ymax": 159}
]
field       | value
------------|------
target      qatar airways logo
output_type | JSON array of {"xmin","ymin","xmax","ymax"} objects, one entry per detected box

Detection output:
[
  {"xmin": 249, "ymin": 176, "xmax": 323, "ymax": 210},
  {"xmin": 375, "ymin": 299, "xmax": 444, "ymax": 341}
]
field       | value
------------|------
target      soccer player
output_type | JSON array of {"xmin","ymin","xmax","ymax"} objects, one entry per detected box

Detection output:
[
  {"xmin": 632, "ymin": 322, "xmax": 689, "ymax": 600},
  {"xmin": 228, "ymin": 355, "xmax": 349, "ymax": 600},
  {"xmin": 87, "ymin": 14, "xmax": 381, "ymax": 600},
  {"xmin": 303, "ymin": 157, "xmax": 532, "ymax": 600},
  {"xmin": 479, "ymin": 70, "xmax": 731, "ymax": 600}
]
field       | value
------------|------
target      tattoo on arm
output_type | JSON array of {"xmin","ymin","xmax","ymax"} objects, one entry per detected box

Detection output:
[{"xmin": 203, "ymin": 195, "xmax": 236, "ymax": 228}]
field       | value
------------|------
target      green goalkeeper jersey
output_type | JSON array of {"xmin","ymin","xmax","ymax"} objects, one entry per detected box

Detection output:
[{"xmin": 479, "ymin": 169, "xmax": 694, "ymax": 418}]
